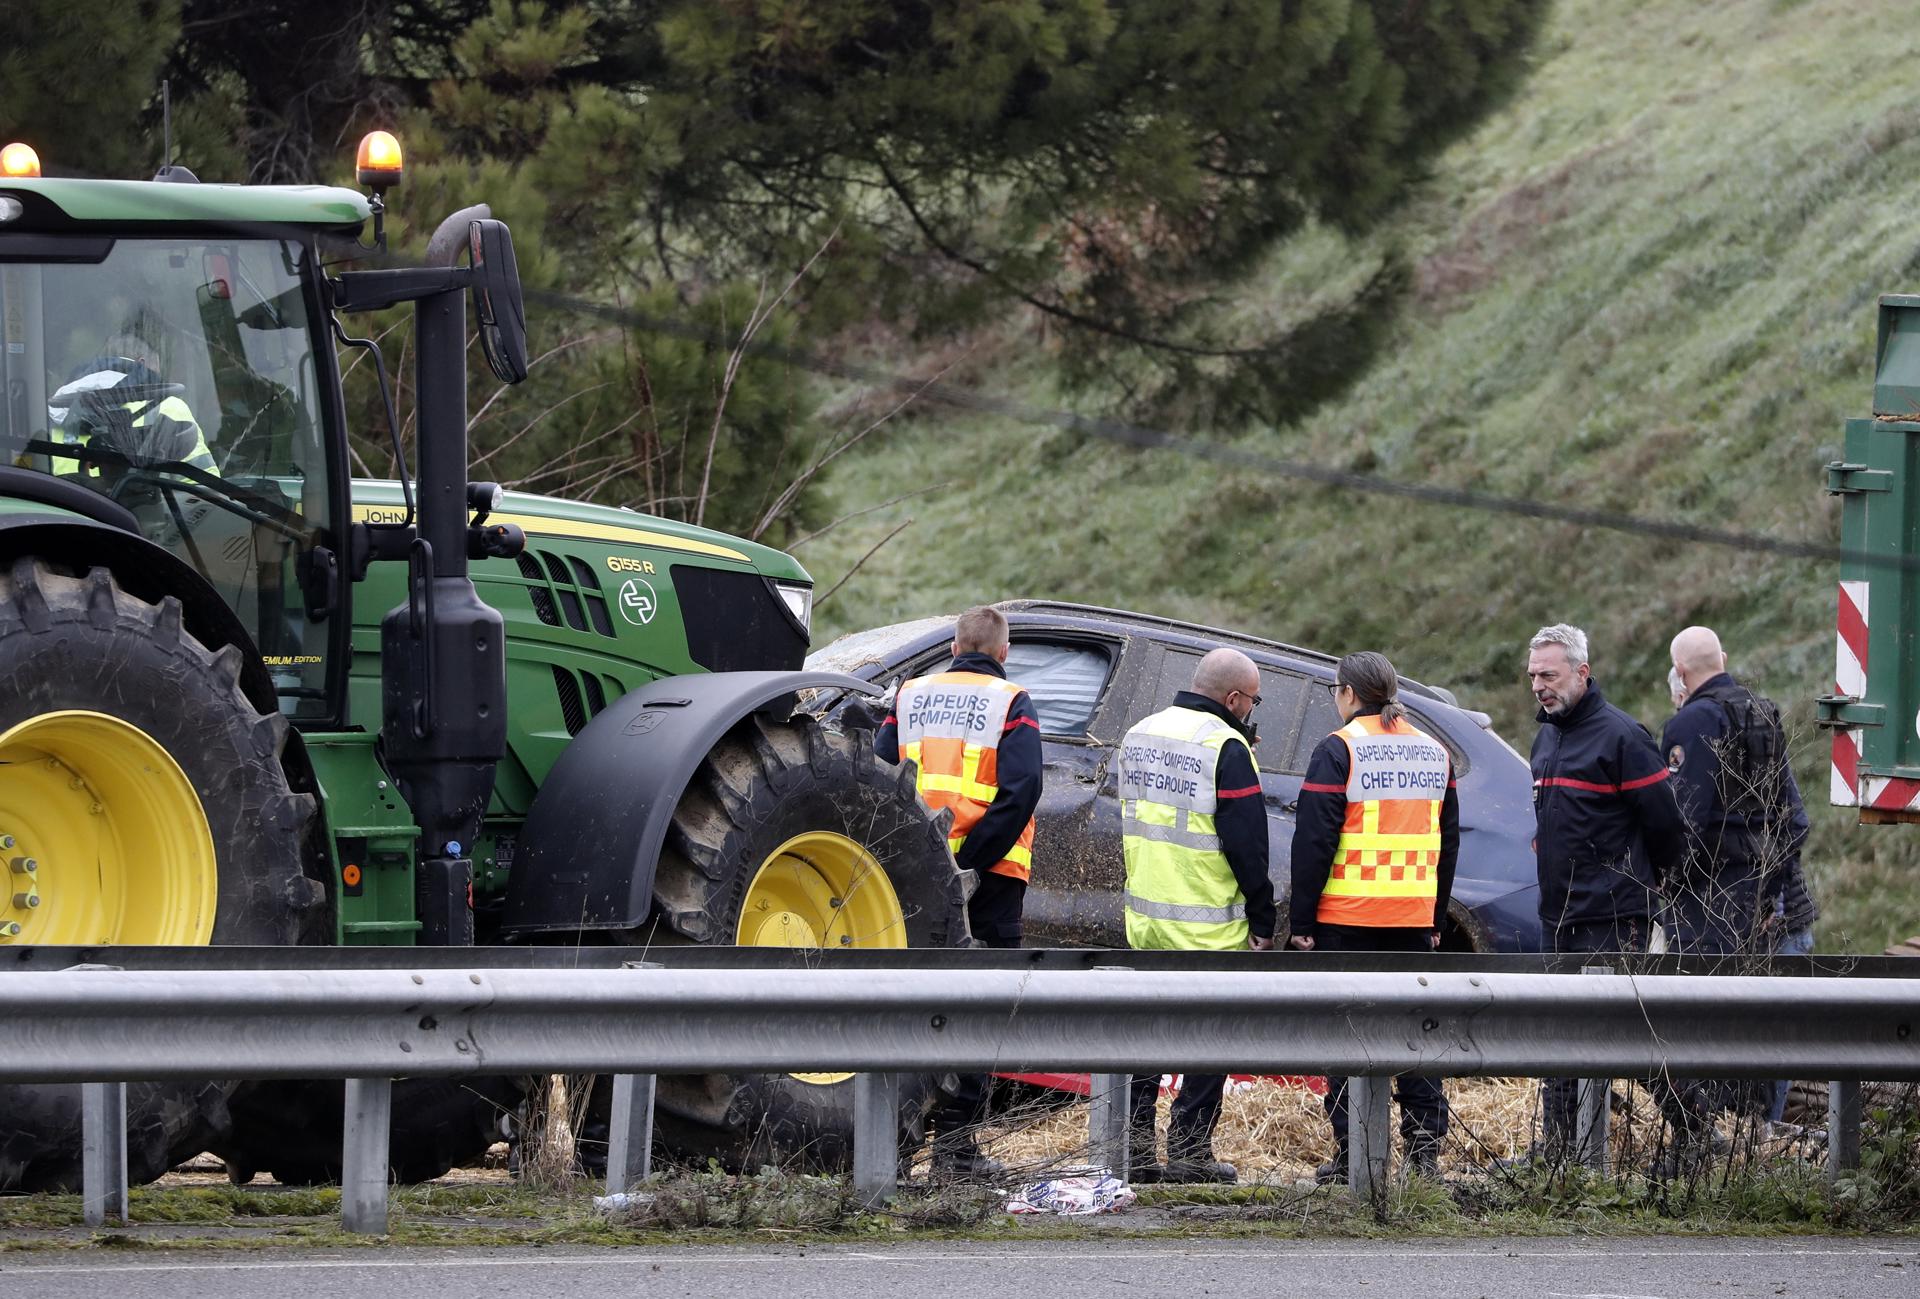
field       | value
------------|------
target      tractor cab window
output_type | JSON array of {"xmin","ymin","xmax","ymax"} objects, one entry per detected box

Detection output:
[{"xmin": 0, "ymin": 238, "xmax": 336, "ymax": 718}]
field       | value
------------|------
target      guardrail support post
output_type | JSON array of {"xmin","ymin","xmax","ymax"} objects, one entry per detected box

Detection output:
[
  {"xmin": 341, "ymin": 1077, "xmax": 392, "ymax": 1234},
  {"xmin": 605, "ymin": 1073, "xmax": 656, "ymax": 1196},
  {"xmin": 81, "ymin": 1081, "xmax": 127, "ymax": 1227},
  {"xmin": 1088, "ymin": 1073, "xmax": 1131, "ymax": 1176},
  {"xmin": 1827, "ymin": 1079, "xmax": 1862, "ymax": 1182},
  {"xmin": 1347, "ymin": 1075, "xmax": 1391, "ymax": 1200},
  {"xmin": 1575, "ymin": 1076, "xmax": 1610, "ymax": 1174},
  {"xmin": 1576, "ymin": 964, "xmax": 1613, "ymax": 1173},
  {"xmin": 852, "ymin": 1072, "xmax": 901, "ymax": 1208}
]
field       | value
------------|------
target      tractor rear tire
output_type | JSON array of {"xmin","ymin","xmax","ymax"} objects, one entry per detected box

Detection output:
[
  {"xmin": 0, "ymin": 559, "xmax": 323, "ymax": 1192},
  {"xmin": 648, "ymin": 714, "xmax": 972, "ymax": 1171},
  {"xmin": 216, "ymin": 1076, "xmax": 526, "ymax": 1186}
]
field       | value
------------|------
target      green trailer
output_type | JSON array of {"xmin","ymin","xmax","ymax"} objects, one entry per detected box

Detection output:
[
  {"xmin": 0, "ymin": 140, "xmax": 967, "ymax": 1189},
  {"xmin": 1821, "ymin": 296, "xmax": 1920, "ymax": 822}
]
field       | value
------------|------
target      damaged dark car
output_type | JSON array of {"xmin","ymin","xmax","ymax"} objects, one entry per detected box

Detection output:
[{"xmin": 808, "ymin": 601, "xmax": 1542, "ymax": 952}]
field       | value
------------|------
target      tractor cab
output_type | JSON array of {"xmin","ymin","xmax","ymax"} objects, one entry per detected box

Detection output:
[
  {"xmin": 0, "ymin": 145, "xmax": 356, "ymax": 720},
  {"xmin": 0, "ymin": 134, "xmax": 531, "ymax": 947}
]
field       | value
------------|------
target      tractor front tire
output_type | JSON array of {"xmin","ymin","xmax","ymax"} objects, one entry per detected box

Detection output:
[
  {"xmin": 648, "ymin": 714, "xmax": 972, "ymax": 1171},
  {"xmin": 0, "ymin": 559, "xmax": 322, "ymax": 1192}
]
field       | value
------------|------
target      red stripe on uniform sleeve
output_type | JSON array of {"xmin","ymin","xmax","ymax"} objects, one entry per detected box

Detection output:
[
  {"xmin": 883, "ymin": 715, "xmax": 896, "ymax": 727},
  {"xmin": 1300, "ymin": 782, "xmax": 1344, "ymax": 794},
  {"xmin": 1533, "ymin": 770, "xmax": 1670, "ymax": 794},
  {"xmin": 1535, "ymin": 776, "xmax": 1615, "ymax": 793},
  {"xmin": 1003, "ymin": 715, "xmax": 1039, "ymax": 732},
  {"xmin": 1216, "ymin": 785, "xmax": 1262, "ymax": 798}
]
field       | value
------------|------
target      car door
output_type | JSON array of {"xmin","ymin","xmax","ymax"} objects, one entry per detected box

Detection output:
[{"xmin": 1006, "ymin": 631, "xmax": 1147, "ymax": 947}]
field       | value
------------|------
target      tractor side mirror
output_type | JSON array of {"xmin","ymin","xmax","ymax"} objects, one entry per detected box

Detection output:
[{"xmin": 467, "ymin": 218, "xmax": 528, "ymax": 385}]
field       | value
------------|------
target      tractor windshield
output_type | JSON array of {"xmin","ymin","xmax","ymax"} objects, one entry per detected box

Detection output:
[{"xmin": 0, "ymin": 238, "xmax": 336, "ymax": 718}]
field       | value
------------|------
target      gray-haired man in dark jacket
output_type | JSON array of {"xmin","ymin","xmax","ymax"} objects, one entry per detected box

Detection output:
[{"xmin": 1526, "ymin": 623, "xmax": 1691, "ymax": 1158}]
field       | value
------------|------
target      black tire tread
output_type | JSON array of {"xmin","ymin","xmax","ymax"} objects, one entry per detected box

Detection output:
[
  {"xmin": 648, "ymin": 717, "xmax": 969, "ymax": 1170},
  {"xmin": 218, "ymin": 1076, "xmax": 527, "ymax": 1186},
  {"xmin": 0, "ymin": 559, "xmax": 322, "ymax": 1192}
]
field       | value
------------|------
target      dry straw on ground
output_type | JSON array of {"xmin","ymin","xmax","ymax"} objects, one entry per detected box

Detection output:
[
  {"xmin": 972, "ymin": 1076, "xmax": 1815, "ymax": 1183},
  {"xmin": 517, "ymin": 1073, "xmax": 593, "ymax": 1189}
]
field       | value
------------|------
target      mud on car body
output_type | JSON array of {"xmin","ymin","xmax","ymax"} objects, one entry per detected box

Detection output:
[{"xmin": 809, "ymin": 600, "xmax": 1542, "ymax": 953}]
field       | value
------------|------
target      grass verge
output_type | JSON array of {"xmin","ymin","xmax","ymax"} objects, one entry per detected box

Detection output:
[{"xmin": 4, "ymin": 1139, "xmax": 1915, "ymax": 1254}]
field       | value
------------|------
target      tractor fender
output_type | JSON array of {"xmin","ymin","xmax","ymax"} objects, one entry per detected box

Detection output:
[
  {"xmin": 0, "ymin": 512, "xmax": 281, "ymax": 718},
  {"xmin": 499, "ymin": 669, "xmax": 884, "ymax": 937}
]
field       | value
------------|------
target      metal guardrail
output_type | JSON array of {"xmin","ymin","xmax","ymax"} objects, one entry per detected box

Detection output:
[
  {"xmin": 8, "ymin": 960, "xmax": 1917, "ymax": 1232},
  {"xmin": 10, "ymin": 967, "xmax": 1919, "ymax": 1081},
  {"xmin": 9, "ymin": 944, "xmax": 1920, "ymax": 976}
]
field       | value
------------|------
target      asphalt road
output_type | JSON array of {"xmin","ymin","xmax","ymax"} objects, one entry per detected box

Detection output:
[{"xmin": 1, "ymin": 1238, "xmax": 1914, "ymax": 1298}]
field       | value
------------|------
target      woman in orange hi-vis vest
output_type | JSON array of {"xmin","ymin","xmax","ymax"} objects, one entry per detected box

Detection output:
[
  {"xmin": 1289, "ymin": 651, "xmax": 1459, "ymax": 1186},
  {"xmin": 875, "ymin": 605, "xmax": 1042, "ymax": 1180}
]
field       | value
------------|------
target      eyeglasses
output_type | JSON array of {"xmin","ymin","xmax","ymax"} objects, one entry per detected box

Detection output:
[{"xmin": 1233, "ymin": 688, "xmax": 1263, "ymax": 709}]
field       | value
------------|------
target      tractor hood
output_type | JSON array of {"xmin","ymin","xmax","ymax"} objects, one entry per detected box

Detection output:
[
  {"xmin": 344, "ymin": 481, "xmax": 817, "ymax": 796},
  {"xmin": 348, "ymin": 480, "xmax": 810, "ymax": 584}
]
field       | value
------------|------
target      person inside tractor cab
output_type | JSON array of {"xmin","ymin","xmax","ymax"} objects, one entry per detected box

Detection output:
[{"xmin": 45, "ymin": 331, "xmax": 216, "ymax": 480}]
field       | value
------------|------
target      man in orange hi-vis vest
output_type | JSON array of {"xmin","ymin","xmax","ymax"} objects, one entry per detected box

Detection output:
[
  {"xmin": 1289, "ymin": 650, "xmax": 1459, "ymax": 1185},
  {"xmin": 877, "ymin": 604, "xmax": 1042, "ymax": 1179}
]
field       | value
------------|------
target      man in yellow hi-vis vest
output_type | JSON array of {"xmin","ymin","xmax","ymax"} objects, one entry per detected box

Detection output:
[
  {"xmin": 45, "ymin": 334, "xmax": 216, "ymax": 477},
  {"xmin": 1290, "ymin": 650, "xmax": 1458, "ymax": 1184},
  {"xmin": 1121, "ymin": 646, "xmax": 1275, "ymax": 1185},
  {"xmin": 877, "ymin": 604, "xmax": 1042, "ymax": 1179}
]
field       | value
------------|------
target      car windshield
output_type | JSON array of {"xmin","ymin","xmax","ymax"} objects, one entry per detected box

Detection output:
[{"xmin": 0, "ymin": 238, "xmax": 335, "ymax": 717}]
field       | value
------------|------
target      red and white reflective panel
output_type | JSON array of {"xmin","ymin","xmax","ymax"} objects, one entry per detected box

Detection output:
[
  {"xmin": 1865, "ymin": 775, "xmax": 1920, "ymax": 812},
  {"xmin": 1836, "ymin": 579, "xmax": 1920, "ymax": 810},
  {"xmin": 1833, "ymin": 580, "xmax": 1867, "ymax": 806}
]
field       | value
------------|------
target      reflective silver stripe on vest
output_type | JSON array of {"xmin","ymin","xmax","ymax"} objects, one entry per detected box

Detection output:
[
  {"xmin": 1123, "ymin": 892, "xmax": 1246, "ymax": 924},
  {"xmin": 1119, "ymin": 800, "xmax": 1217, "ymax": 851}
]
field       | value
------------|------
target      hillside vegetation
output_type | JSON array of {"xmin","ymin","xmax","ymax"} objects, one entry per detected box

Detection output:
[{"xmin": 803, "ymin": 0, "xmax": 1920, "ymax": 953}]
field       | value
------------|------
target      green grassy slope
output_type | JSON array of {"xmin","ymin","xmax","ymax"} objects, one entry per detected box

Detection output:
[{"xmin": 803, "ymin": 0, "xmax": 1920, "ymax": 953}]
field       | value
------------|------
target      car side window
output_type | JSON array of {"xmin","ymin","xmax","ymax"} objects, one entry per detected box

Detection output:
[
  {"xmin": 1002, "ymin": 640, "xmax": 1115, "ymax": 737},
  {"xmin": 1152, "ymin": 649, "xmax": 1310, "ymax": 775},
  {"xmin": 1289, "ymin": 685, "xmax": 1471, "ymax": 778},
  {"xmin": 1252, "ymin": 668, "xmax": 1308, "ymax": 769},
  {"xmin": 1294, "ymin": 680, "xmax": 1342, "ymax": 772},
  {"xmin": 1154, "ymin": 649, "xmax": 1202, "ymax": 712},
  {"xmin": 1405, "ymin": 706, "xmax": 1470, "ymax": 776}
]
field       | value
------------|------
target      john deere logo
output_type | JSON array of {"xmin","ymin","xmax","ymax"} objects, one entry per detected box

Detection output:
[{"xmin": 617, "ymin": 577, "xmax": 657, "ymax": 626}]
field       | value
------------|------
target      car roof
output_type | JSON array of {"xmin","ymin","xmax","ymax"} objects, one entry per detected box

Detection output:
[
  {"xmin": 995, "ymin": 599, "xmax": 1335, "ymax": 664},
  {"xmin": 991, "ymin": 600, "xmax": 1453, "ymax": 705},
  {"xmin": 810, "ymin": 599, "xmax": 1459, "ymax": 708}
]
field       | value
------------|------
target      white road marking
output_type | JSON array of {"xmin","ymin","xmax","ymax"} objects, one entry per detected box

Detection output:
[{"xmin": 2, "ymin": 1245, "xmax": 1912, "ymax": 1276}]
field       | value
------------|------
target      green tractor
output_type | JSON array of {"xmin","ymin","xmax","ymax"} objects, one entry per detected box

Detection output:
[{"xmin": 0, "ymin": 138, "xmax": 969, "ymax": 1190}]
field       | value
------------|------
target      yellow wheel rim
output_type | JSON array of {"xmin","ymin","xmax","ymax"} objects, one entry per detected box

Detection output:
[
  {"xmin": 0, "ymin": 710, "xmax": 216, "ymax": 945},
  {"xmin": 737, "ymin": 831, "xmax": 907, "ymax": 1085}
]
